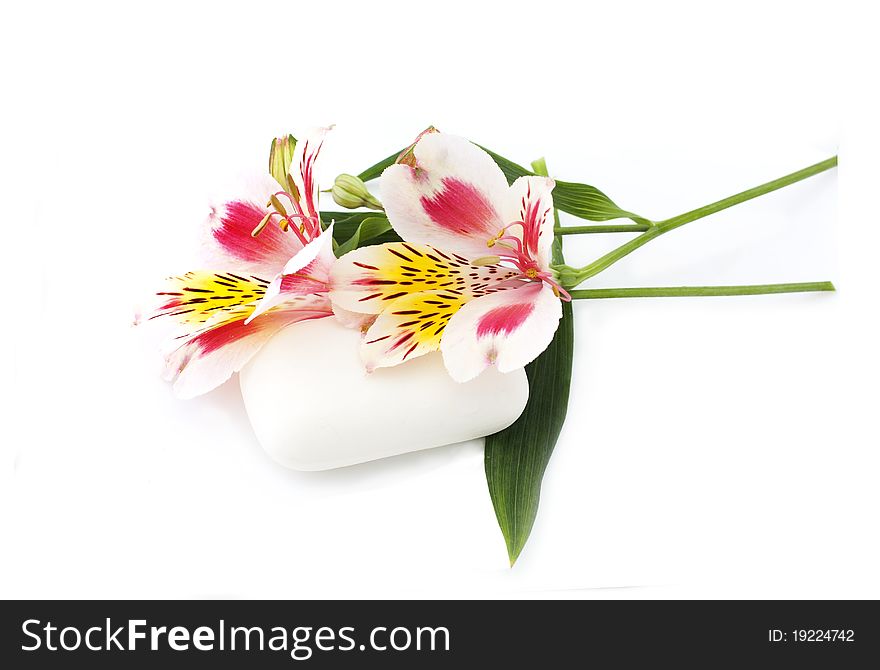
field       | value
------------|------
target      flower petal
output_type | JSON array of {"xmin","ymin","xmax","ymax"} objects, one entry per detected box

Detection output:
[
  {"xmin": 165, "ymin": 301, "xmax": 331, "ymax": 399},
  {"xmin": 332, "ymin": 303, "xmax": 376, "ymax": 331},
  {"xmin": 202, "ymin": 176, "xmax": 305, "ymax": 277},
  {"xmin": 503, "ymin": 176, "xmax": 557, "ymax": 271},
  {"xmin": 329, "ymin": 242, "xmax": 520, "ymax": 315},
  {"xmin": 151, "ymin": 270, "xmax": 332, "ymax": 396},
  {"xmin": 440, "ymin": 282, "xmax": 562, "ymax": 382},
  {"xmin": 359, "ymin": 290, "xmax": 469, "ymax": 371},
  {"xmin": 152, "ymin": 270, "xmax": 271, "ymax": 338},
  {"xmin": 380, "ymin": 133, "xmax": 510, "ymax": 260},
  {"xmin": 245, "ymin": 224, "xmax": 336, "ymax": 324}
]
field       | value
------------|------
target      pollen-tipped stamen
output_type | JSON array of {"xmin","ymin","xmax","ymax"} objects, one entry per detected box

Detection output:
[
  {"xmin": 251, "ymin": 211, "xmax": 276, "ymax": 237},
  {"xmin": 268, "ymin": 194, "xmax": 289, "ymax": 218},
  {"xmin": 539, "ymin": 272, "xmax": 571, "ymax": 302}
]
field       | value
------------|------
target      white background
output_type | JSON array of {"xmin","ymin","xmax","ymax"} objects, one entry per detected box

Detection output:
[{"xmin": 2, "ymin": 1, "xmax": 877, "ymax": 599}]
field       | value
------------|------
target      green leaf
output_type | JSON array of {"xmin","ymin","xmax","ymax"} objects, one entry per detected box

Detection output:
[
  {"xmin": 484, "ymin": 157, "xmax": 575, "ymax": 566},
  {"xmin": 323, "ymin": 211, "xmax": 381, "ymax": 240},
  {"xmin": 335, "ymin": 216, "xmax": 394, "ymax": 256},
  {"xmin": 477, "ymin": 146, "xmax": 533, "ymax": 182},
  {"xmin": 323, "ymin": 211, "xmax": 402, "ymax": 250},
  {"xmin": 552, "ymin": 179, "xmax": 650, "ymax": 225},
  {"xmin": 357, "ymin": 151, "xmax": 399, "ymax": 182},
  {"xmin": 484, "ymin": 299, "xmax": 574, "ymax": 565},
  {"xmin": 322, "ymin": 210, "xmax": 382, "ymax": 227}
]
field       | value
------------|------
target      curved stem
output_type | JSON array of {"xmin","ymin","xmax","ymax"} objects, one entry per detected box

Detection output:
[
  {"xmin": 558, "ymin": 156, "xmax": 838, "ymax": 288},
  {"xmin": 655, "ymin": 156, "xmax": 837, "ymax": 235},
  {"xmin": 569, "ymin": 281, "xmax": 835, "ymax": 299}
]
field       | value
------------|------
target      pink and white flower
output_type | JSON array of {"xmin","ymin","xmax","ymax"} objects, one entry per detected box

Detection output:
[
  {"xmin": 329, "ymin": 132, "xmax": 568, "ymax": 382},
  {"xmin": 149, "ymin": 128, "xmax": 337, "ymax": 398}
]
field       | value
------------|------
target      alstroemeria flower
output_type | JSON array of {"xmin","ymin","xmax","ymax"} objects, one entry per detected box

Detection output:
[
  {"xmin": 330, "ymin": 132, "xmax": 567, "ymax": 382},
  {"xmin": 150, "ymin": 128, "xmax": 337, "ymax": 398}
]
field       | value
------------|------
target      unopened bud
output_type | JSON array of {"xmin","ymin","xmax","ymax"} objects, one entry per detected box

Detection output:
[
  {"xmin": 331, "ymin": 174, "xmax": 383, "ymax": 210},
  {"xmin": 269, "ymin": 134, "xmax": 297, "ymax": 190},
  {"xmin": 551, "ymin": 264, "xmax": 580, "ymax": 290}
]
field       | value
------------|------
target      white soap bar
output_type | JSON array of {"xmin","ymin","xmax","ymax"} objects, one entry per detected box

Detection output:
[{"xmin": 239, "ymin": 318, "xmax": 529, "ymax": 470}]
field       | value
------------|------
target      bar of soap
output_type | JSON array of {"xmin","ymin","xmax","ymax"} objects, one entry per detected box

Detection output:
[{"xmin": 239, "ymin": 318, "xmax": 529, "ymax": 470}]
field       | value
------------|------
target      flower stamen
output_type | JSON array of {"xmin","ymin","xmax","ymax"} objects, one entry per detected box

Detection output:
[{"xmin": 481, "ymin": 213, "xmax": 568, "ymax": 299}]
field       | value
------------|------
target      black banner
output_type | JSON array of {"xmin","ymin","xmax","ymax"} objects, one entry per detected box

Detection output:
[{"xmin": 1, "ymin": 600, "xmax": 876, "ymax": 667}]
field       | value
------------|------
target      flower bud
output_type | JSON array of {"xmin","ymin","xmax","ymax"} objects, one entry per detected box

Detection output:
[
  {"xmin": 331, "ymin": 174, "xmax": 383, "ymax": 210},
  {"xmin": 551, "ymin": 264, "xmax": 580, "ymax": 290},
  {"xmin": 269, "ymin": 134, "xmax": 297, "ymax": 193}
]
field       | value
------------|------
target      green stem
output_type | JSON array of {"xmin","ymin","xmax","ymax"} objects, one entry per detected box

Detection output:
[
  {"xmin": 531, "ymin": 157, "xmax": 548, "ymax": 176},
  {"xmin": 557, "ymin": 156, "xmax": 837, "ymax": 288},
  {"xmin": 555, "ymin": 223, "xmax": 650, "ymax": 234},
  {"xmin": 569, "ymin": 281, "xmax": 835, "ymax": 299}
]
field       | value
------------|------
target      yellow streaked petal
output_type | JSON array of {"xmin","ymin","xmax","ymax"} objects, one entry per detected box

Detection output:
[
  {"xmin": 360, "ymin": 290, "xmax": 469, "ymax": 371},
  {"xmin": 330, "ymin": 242, "xmax": 520, "ymax": 314},
  {"xmin": 152, "ymin": 271, "xmax": 269, "ymax": 333}
]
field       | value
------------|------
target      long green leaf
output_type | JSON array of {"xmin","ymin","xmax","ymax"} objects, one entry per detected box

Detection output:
[
  {"xmin": 323, "ymin": 211, "xmax": 402, "ymax": 249},
  {"xmin": 552, "ymin": 179, "xmax": 650, "ymax": 225},
  {"xmin": 323, "ymin": 210, "xmax": 383, "ymax": 226},
  {"xmin": 335, "ymin": 216, "xmax": 394, "ymax": 256},
  {"xmin": 484, "ymin": 158, "xmax": 575, "ymax": 566},
  {"xmin": 484, "ymin": 302, "xmax": 574, "ymax": 566},
  {"xmin": 476, "ymin": 146, "xmax": 533, "ymax": 182},
  {"xmin": 357, "ymin": 152, "xmax": 399, "ymax": 182}
]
